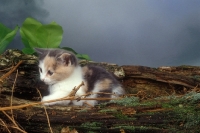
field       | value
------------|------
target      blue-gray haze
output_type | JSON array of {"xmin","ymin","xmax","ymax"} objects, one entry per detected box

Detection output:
[{"xmin": 1, "ymin": 0, "xmax": 200, "ymax": 67}]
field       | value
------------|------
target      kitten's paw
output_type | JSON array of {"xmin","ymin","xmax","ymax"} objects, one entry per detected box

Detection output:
[
  {"xmin": 41, "ymin": 96, "xmax": 70, "ymax": 106},
  {"xmin": 41, "ymin": 96, "xmax": 55, "ymax": 106}
]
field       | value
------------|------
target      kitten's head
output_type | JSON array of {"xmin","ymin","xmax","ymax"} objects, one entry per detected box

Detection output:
[{"xmin": 35, "ymin": 48, "xmax": 78, "ymax": 85}]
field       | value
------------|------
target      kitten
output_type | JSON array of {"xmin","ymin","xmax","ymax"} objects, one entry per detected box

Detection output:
[{"xmin": 35, "ymin": 48, "xmax": 125, "ymax": 106}]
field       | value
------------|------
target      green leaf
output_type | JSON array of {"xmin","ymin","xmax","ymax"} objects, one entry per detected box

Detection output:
[
  {"xmin": 0, "ymin": 24, "xmax": 19, "ymax": 54},
  {"xmin": 0, "ymin": 23, "xmax": 11, "ymax": 40},
  {"xmin": 62, "ymin": 47, "xmax": 78, "ymax": 54},
  {"xmin": 61, "ymin": 47, "xmax": 91, "ymax": 60},
  {"xmin": 22, "ymin": 47, "xmax": 35, "ymax": 54},
  {"xmin": 76, "ymin": 53, "xmax": 91, "ymax": 60},
  {"xmin": 20, "ymin": 17, "xmax": 63, "ymax": 49},
  {"xmin": 35, "ymin": 22, "xmax": 63, "ymax": 48},
  {"xmin": 33, "ymin": 26, "xmax": 48, "ymax": 47},
  {"xmin": 20, "ymin": 17, "xmax": 42, "ymax": 48},
  {"xmin": 20, "ymin": 17, "xmax": 88, "ymax": 59},
  {"xmin": 45, "ymin": 22, "xmax": 63, "ymax": 47}
]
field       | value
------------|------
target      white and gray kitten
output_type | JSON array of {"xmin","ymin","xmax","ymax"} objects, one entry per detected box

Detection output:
[{"xmin": 35, "ymin": 48, "xmax": 125, "ymax": 106}]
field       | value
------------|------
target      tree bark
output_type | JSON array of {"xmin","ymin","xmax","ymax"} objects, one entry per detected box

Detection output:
[{"xmin": 0, "ymin": 49, "xmax": 199, "ymax": 133}]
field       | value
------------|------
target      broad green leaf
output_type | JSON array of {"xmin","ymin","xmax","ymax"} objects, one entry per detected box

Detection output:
[
  {"xmin": 20, "ymin": 17, "xmax": 63, "ymax": 49},
  {"xmin": 22, "ymin": 47, "xmax": 35, "ymax": 54},
  {"xmin": 33, "ymin": 26, "xmax": 48, "ymax": 47},
  {"xmin": 0, "ymin": 23, "xmax": 11, "ymax": 40},
  {"xmin": 62, "ymin": 47, "xmax": 78, "ymax": 54},
  {"xmin": 22, "ymin": 17, "xmax": 42, "ymax": 25},
  {"xmin": 19, "ymin": 17, "xmax": 89, "ymax": 59},
  {"xmin": 35, "ymin": 22, "xmax": 63, "ymax": 48},
  {"xmin": 76, "ymin": 54, "xmax": 91, "ymax": 60},
  {"xmin": 20, "ymin": 17, "xmax": 42, "ymax": 48},
  {"xmin": 20, "ymin": 32, "xmax": 30, "ymax": 48},
  {"xmin": 62, "ymin": 47, "xmax": 91, "ymax": 60},
  {"xmin": 0, "ymin": 25, "xmax": 19, "ymax": 54}
]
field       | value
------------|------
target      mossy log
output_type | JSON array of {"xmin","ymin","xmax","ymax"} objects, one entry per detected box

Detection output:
[{"xmin": 0, "ymin": 49, "xmax": 200, "ymax": 133}]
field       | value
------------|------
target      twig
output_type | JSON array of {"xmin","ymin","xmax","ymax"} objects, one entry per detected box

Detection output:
[
  {"xmin": 0, "ymin": 118, "xmax": 11, "ymax": 133},
  {"xmin": 67, "ymin": 81, "xmax": 84, "ymax": 97},
  {"xmin": 83, "ymin": 101, "xmax": 94, "ymax": 107},
  {"xmin": 0, "ymin": 81, "xmax": 122, "ymax": 111},
  {"xmin": 0, "ymin": 64, "xmax": 26, "ymax": 133},
  {"xmin": 0, "ymin": 60, "xmax": 23, "ymax": 81},
  {"xmin": 1, "ymin": 111, "xmax": 27, "ymax": 133},
  {"xmin": 0, "ymin": 97, "xmax": 122, "ymax": 111},
  {"xmin": 0, "ymin": 66, "xmax": 13, "ymax": 72},
  {"xmin": 10, "ymin": 70, "xmax": 18, "ymax": 126},
  {"xmin": 80, "ymin": 91, "xmax": 119, "ymax": 98},
  {"xmin": 10, "ymin": 69, "xmax": 25, "ymax": 132},
  {"xmin": 37, "ymin": 89, "xmax": 53, "ymax": 133}
]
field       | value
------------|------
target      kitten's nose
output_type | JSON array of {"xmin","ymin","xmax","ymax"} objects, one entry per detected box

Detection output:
[{"xmin": 41, "ymin": 78, "xmax": 45, "ymax": 82}]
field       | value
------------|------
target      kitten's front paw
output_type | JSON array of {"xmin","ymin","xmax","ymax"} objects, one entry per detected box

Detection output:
[{"xmin": 41, "ymin": 96, "xmax": 54, "ymax": 106}]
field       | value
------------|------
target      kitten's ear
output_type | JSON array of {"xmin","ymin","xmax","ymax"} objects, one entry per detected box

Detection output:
[
  {"xmin": 34, "ymin": 48, "xmax": 45, "ymax": 55},
  {"xmin": 57, "ymin": 53, "xmax": 72, "ymax": 66}
]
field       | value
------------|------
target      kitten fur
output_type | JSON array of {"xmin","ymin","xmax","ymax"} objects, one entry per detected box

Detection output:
[{"xmin": 35, "ymin": 48, "xmax": 125, "ymax": 106}]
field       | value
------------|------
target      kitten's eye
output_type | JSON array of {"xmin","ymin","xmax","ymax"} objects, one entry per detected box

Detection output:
[
  {"xmin": 39, "ymin": 67, "xmax": 42, "ymax": 73},
  {"xmin": 47, "ymin": 70, "xmax": 53, "ymax": 76}
]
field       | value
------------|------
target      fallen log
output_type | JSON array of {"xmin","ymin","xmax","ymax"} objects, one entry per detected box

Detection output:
[{"xmin": 0, "ymin": 49, "xmax": 199, "ymax": 133}]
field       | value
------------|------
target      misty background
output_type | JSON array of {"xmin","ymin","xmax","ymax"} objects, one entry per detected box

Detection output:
[{"xmin": 1, "ymin": 0, "xmax": 200, "ymax": 67}]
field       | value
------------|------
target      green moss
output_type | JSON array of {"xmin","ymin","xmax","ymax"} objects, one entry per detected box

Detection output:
[
  {"xmin": 80, "ymin": 122, "xmax": 102, "ymax": 130},
  {"xmin": 113, "ymin": 125, "xmax": 136, "ymax": 131},
  {"xmin": 185, "ymin": 92, "xmax": 200, "ymax": 103},
  {"xmin": 112, "ymin": 125, "xmax": 159, "ymax": 132},
  {"xmin": 140, "ymin": 101, "xmax": 159, "ymax": 107},
  {"xmin": 98, "ymin": 109, "xmax": 117, "ymax": 113},
  {"xmin": 99, "ymin": 96, "xmax": 140, "ymax": 107},
  {"xmin": 87, "ymin": 131, "xmax": 97, "ymax": 133},
  {"xmin": 161, "ymin": 92, "xmax": 200, "ymax": 131},
  {"xmin": 177, "ymin": 106, "xmax": 200, "ymax": 129},
  {"xmin": 96, "ymin": 92, "xmax": 200, "ymax": 132},
  {"xmin": 114, "ymin": 112, "xmax": 129, "ymax": 120},
  {"xmin": 191, "ymin": 75, "xmax": 200, "ymax": 80}
]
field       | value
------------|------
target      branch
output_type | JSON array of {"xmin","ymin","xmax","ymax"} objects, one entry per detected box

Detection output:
[{"xmin": 0, "ymin": 82, "xmax": 122, "ymax": 111}]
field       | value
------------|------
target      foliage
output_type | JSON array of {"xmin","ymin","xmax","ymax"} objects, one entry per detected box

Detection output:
[
  {"xmin": 62, "ymin": 47, "xmax": 90, "ymax": 60},
  {"xmin": 0, "ymin": 17, "xmax": 90, "ymax": 60},
  {"xmin": 20, "ymin": 17, "xmax": 90, "ymax": 60},
  {"xmin": 0, "ymin": 23, "xmax": 19, "ymax": 54},
  {"xmin": 20, "ymin": 17, "xmax": 63, "ymax": 54}
]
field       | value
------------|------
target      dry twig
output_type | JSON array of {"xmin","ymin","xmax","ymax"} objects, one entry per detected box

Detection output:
[
  {"xmin": 0, "ymin": 81, "xmax": 122, "ymax": 111},
  {"xmin": 0, "ymin": 66, "xmax": 13, "ymax": 72},
  {"xmin": 2, "ymin": 111, "xmax": 27, "ymax": 133},
  {"xmin": 0, "ymin": 118, "xmax": 11, "ymax": 133},
  {"xmin": 37, "ymin": 89, "xmax": 53, "ymax": 133},
  {"xmin": 10, "ymin": 70, "xmax": 18, "ymax": 126},
  {"xmin": 67, "ymin": 81, "xmax": 84, "ymax": 97},
  {"xmin": 0, "ymin": 97, "xmax": 121, "ymax": 111},
  {"xmin": 0, "ymin": 69, "xmax": 27, "ymax": 133},
  {"xmin": 0, "ymin": 60, "xmax": 23, "ymax": 82}
]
